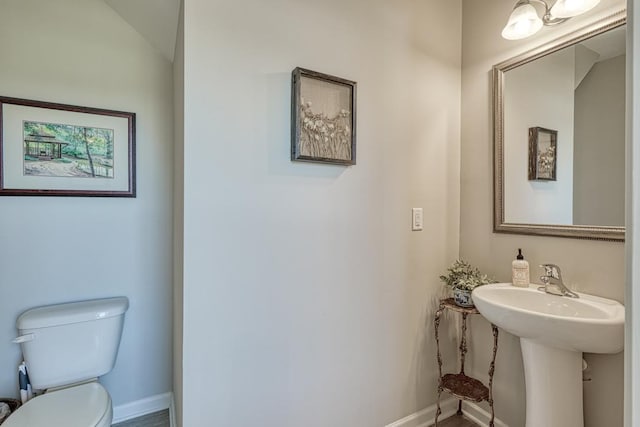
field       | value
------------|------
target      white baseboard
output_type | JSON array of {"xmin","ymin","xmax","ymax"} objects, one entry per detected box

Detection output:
[
  {"xmin": 385, "ymin": 398, "xmax": 458, "ymax": 427},
  {"xmin": 385, "ymin": 399, "xmax": 507, "ymax": 427},
  {"xmin": 462, "ymin": 401, "xmax": 508, "ymax": 427},
  {"xmin": 112, "ymin": 392, "xmax": 174, "ymax": 425},
  {"xmin": 169, "ymin": 393, "xmax": 177, "ymax": 427}
]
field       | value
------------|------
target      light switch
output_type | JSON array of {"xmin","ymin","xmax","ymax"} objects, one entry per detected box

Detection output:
[{"xmin": 412, "ymin": 208, "xmax": 423, "ymax": 231}]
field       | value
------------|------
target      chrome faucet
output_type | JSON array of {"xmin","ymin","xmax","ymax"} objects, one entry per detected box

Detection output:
[{"xmin": 538, "ymin": 264, "xmax": 579, "ymax": 298}]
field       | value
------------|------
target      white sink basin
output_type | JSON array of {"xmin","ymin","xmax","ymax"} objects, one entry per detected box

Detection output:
[
  {"xmin": 472, "ymin": 283, "xmax": 624, "ymax": 353},
  {"xmin": 471, "ymin": 283, "xmax": 624, "ymax": 427}
]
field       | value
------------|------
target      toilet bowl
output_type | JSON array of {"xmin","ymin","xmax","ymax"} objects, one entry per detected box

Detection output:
[{"xmin": 4, "ymin": 297, "xmax": 128, "ymax": 427}]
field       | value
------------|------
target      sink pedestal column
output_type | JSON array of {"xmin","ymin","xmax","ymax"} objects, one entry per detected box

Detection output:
[{"xmin": 520, "ymin": 338, "xmax": 583, "ymax": 427}]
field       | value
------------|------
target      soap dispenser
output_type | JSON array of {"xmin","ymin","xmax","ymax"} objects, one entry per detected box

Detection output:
[{"xmin": 512, "ymin": 248, "xmax": 530, "ymax": 287}]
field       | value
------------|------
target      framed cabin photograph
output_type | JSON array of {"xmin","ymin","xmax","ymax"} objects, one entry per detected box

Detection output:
[
  {"xmin": 291, "ymin": 67, "xmax": 356, "ymax": 165},
  {"xmin": 0, "ymin": 96, "xmax": 135, "ymax": 197}
]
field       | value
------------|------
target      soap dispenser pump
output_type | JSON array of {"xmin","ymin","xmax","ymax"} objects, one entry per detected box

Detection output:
[{"xmin": 512, "ymin": 248, "xmax": 530, "ymax": 287}]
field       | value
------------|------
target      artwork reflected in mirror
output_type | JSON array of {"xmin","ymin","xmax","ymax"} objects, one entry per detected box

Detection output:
[
  {"xmin": 528, "ymin": 127, "xmax": 557, "ymax": 181},
  {"xmin": 493, "ymin": 13, "xmax": 625, "ymax": 240}
]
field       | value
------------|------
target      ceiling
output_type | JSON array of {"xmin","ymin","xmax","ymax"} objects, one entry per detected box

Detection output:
[{"xmin": 104, "ymin": 0, "xmax": 180, "ymax": 62}]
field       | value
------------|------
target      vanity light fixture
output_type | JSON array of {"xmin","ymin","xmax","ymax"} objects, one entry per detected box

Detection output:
[{"xmin": 502, "ymin": 0, "xmax": 601, "ymax": 40}]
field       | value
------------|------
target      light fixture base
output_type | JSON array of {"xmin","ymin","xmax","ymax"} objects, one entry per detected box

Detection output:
[{"xmin": 542, "ymin": 13, "xmax": 570, "ymax": 26}]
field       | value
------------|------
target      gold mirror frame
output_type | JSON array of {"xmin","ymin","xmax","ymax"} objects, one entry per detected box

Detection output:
[{"xmin": 493, "ymin": 11, "xmax": 626, "ymax": 242}]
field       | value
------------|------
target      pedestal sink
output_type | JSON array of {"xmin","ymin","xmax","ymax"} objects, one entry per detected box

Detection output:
[{"xmin": 472, "ymin": 283, "xmax": 624, "ymax": 427}]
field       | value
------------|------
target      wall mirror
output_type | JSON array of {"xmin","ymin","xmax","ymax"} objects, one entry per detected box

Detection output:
[{"xmin": 493, "ymin": 12, "xmax": 626, "ymax": 241}]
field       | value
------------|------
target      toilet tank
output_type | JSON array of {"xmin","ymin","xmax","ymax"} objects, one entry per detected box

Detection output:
[{"xmin": 15, "ymin": 297, "xmax": 129, "ymax": 390}]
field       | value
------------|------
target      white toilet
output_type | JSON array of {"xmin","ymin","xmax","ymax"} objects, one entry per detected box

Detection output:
[{"xmin": 4, "ymin": 297, "xmax": 129, "ymax": 427}]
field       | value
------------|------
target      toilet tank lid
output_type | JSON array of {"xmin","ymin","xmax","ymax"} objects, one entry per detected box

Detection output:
[{"xmin": 17, "ymin": 297, "xmax": 129, "ymax": 329}]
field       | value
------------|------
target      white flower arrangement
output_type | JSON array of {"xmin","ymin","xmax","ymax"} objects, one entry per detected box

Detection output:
[{"xmin": 439, "ymin": 259, "xmax": 496, "ymax": 291}]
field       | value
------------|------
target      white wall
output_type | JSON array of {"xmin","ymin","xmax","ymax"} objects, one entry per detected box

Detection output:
[
  {"xmin": 574, "ymin": 54, "xmax": 626, "ymax": 226},
  {"xmin": 178, "ymin": 0, "xmax": 462, "ymax": 425},
  {"xmin": 504, "ymin": 49, "xmax": 575, "ymax": 225},
  {"xmin": 461, "ymin": 1, "xmax": 625, "ymax": 426},
  {"xmin": 0, "ymin": 0, "xmax": 174, "ymax": 407}
]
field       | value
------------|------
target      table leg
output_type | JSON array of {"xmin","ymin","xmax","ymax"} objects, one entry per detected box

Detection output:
[
  {"xmin": 435, "ymin": 385, "xmax": 443, "ymax": 426},
  {"xmin": 488, "ymin": 324, "xmax": 499, "ymax": 427},
  {"xmin": 460, "ymin": 312, "xmax": 468, "ymax": 375},
  {"xmin": 434, "ymin": 302, "xmax": 445, "ymax": 426}
]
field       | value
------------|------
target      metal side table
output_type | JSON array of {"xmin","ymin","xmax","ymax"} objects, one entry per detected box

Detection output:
[{"xmin": 434, "ymin": 298, "xmax": 499, "ymax": 426}]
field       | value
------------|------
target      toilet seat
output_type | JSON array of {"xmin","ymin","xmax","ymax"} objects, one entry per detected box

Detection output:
[{"xmin": 3, "ymin": 382, "xmax": 112, "ymax": 427}]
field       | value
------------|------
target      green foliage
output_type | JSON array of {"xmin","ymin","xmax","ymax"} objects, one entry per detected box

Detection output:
[
  {"xmin": 62, "ymin": 146, "xmax": 86, "ymax": 158},
  {"xmin": 24, "ymin": 155, "xmax": 37, "ymax": 161},
  {"xmin": 439, "ymin": 259, "xmax": 496, "ymax": 291}
]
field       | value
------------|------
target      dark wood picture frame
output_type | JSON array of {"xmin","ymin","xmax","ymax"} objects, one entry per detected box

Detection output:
[
  {"xmin": 0, "ymin": 96, "xmax": 135, "ymax": 197},
  {"xmin": 291, "ymin": 67, "xmax": 356, "ymax": 165},
  {"xmin": 528, "ymin": 126, "xmax": 557, "ymax": 181}
]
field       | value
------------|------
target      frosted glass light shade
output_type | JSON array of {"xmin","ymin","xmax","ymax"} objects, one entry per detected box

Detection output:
[
  {"xmin": 549, "ymin": 0, "xmax": 600, "ymax": 18},
  {"xmin": 502, "ymin": 3, "xmax": 544, "ymax": 40}
]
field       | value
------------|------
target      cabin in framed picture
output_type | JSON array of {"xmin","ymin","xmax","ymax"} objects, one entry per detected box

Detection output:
[{"xmin": 24, "ymin": 133, "xmax": 68, "ymax": 160}]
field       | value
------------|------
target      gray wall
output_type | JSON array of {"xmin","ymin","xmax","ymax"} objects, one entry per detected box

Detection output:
[
  {"xmin": 0, "ymin": 0, "xmax": 174, "ymax": 407},
  {"xmin": 573, "ymin": 54, "xmax": 626, "ymax": 226},
  {"xmin": 177, "ymin": 0, "xmax": 462, "ymax": 425},
  {"xmin": 460, "ymin": 1, "xmax": 625, "ymax": 426},
  {"xmin": 173, "ymin": 2, "xmax": 185, "ymax": 425}
]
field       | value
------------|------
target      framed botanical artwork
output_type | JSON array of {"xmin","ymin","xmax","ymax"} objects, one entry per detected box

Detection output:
[
  {"xmin": 0, "ymin": 96, "xmax": 135, "ymax": 197},
  {"xmin": 528, "ymin": 126, "xmax": 557, "ymax": 181},
  {"xmin": 291, "ymin": 67, "xmax": 356, "ymax": 165}
]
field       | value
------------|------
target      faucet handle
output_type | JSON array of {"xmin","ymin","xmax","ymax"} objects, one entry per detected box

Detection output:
[{"xmin": 540, "ymin": 264, "xmax": 561, "ymax": 280}]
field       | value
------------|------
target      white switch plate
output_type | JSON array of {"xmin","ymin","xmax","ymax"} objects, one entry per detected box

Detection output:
[{"xmin": 412, "ymin": 208, "xmax": 423, "ymax": 231}]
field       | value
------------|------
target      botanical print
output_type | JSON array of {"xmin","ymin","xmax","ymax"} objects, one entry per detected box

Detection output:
[
  {"xmin": 528, "ymin": 127, "xmax": 557, "ymax": 181},
  {"xmin": 299, "ymin": 100, "xmax": 351, "ymax": 160},
  {"xmin": 23, "ymin": 121, "xmax": 114, "ymax": 179},
  {"xmin": 536, "ymin": 132, "xmax": 556, "ymax": 179},
  {"xmin": 536, "ymin": 145, "xmax": 556, "ymax": 179},
  {"xmin": 299, "ymin": 76, "xmax": 352, "ymax": 161}
]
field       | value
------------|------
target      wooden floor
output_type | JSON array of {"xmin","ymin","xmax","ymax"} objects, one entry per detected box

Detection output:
[
  {"xmin": 112, "ymin": 409, "xmax": 170, "ymax": 427},
  {"xmin": 109, "ymin": 409, "xmax": 479, "ymax": 427},
  {"xmin": 110, "ymin": 409, "xmax": 478, "ymax": 427},
  {"xmin": 429, "ymin": 413, "xmax": 480, "ymax": 427}
]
